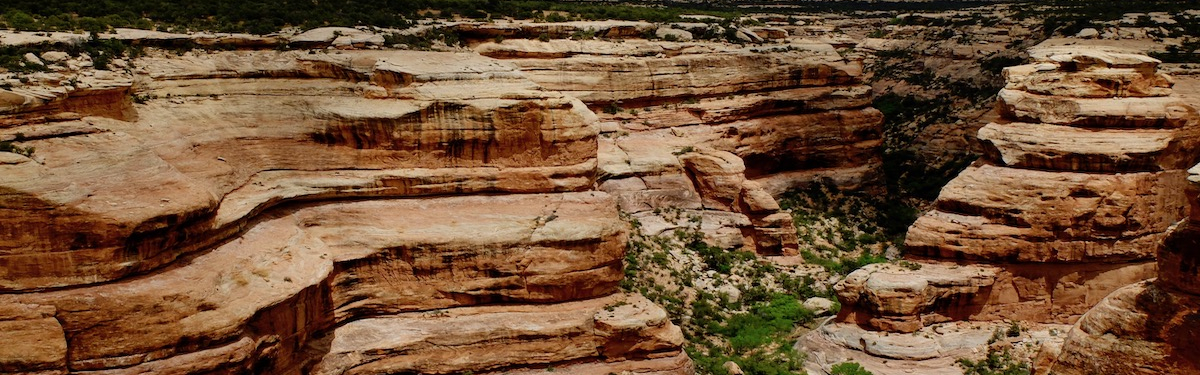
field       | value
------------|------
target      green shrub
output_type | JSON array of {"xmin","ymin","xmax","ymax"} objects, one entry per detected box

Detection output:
[
  {"xmin": 0, "ymin": 140, "xmax": 34, "ymax": 157},
  {"xmin": 602, "ymin": 101, "xmax": 622, "ymax": 114},
  {"xmin": 717, "ymin": 294, "xmax": 813, "ymax": 352},
  {"xmin": 570, "ymin": 28, "xmax": 597, "ymax": 40},
  {"xmin": 2, "ymin": 10, "xmax": 38, "ymax": 31},
  {"xmin": 1006, "ymin": 321, "xmax": 1022, "ymax": 337},
  {"xmin": 957, "ymin": 348, "xmax": 1031, "ymax": 375},
  {"xmin": 831, "ymin": 362, "xmax": 874, "ymax": 375},
  {"xmin": 685, "ymin": 237, "xmax": 754, "ymax": 275}
]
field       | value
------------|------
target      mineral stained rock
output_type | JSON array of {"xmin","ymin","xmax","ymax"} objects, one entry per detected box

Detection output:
[{"xmin": 0, "ymin": 49, "xmax": 690, "ymax": 375}]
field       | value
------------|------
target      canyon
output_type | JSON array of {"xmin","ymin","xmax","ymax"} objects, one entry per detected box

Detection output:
[
  {"xmin": 803, "ymin": 43, "xmax": 1200, "ymax": 374},
  {"xmin": 0, "ymin": 19, "xmax": 880, "ymax": 374},
  {"xmin": 1, "ymin": 3, "xmax": 1199, "ymax": 375},
  {"xmin": 0, "ymin": 47, "xmax": 693, "ymax": 374}
]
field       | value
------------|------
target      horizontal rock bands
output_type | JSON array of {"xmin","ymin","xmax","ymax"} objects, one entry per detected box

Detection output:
[
  {"xmin": 926, "ymin": 164, "xmax": 1187, "ymax": 244},
  {"xmin": 997, "ymin": 89, "xmax": 1198, "ymax": 129},
  {"xmin": 0, "ymin": 192, "xmax": 628, "ymax": 373},
  {"xmin": 978, "ymin": 122, "xmax": 1200, "ymax": 172}
]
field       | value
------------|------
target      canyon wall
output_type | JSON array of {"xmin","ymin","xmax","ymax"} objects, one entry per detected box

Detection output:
[
  {"xmin": 1036, "ymin": 167, "xmax": 1200, "ymax": 374},
  {"xmin": 478, "ymin": 39, "xmax": 882, "ymax": 255},
  {"xmin": 800, "ymin": 48, "xmax": 1199, "ymax": 374},
  {"xmin": 0, "ymin": 49, "xmax": 690, "ymax": 375},
  {"xmin": 838, "ymin": 49, "xmax": 1198, "ymax": 331}
]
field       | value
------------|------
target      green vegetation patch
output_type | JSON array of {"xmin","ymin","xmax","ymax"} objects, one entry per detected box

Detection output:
[
  {"xmin": 621, "ymin": 210, "xmax": 833, "ymax": 375},
  {"xmin": 831, "ymin": 362, "xmax": 875, "ymax": 375},
  {"xmin": 779, "ymin": 183, "xmax": 916, "ymax": 275},
  {"xmin": 0, "ymin": 0, "xmax": 739, "ymax": 34}
]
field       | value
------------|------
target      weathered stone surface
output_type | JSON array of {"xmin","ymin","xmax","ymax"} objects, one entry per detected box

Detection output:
[
  {"xmin": 490, "ymin": 41, "xmax": 861, "ymax": 104},
  {"xmin": 802, "ymin": 321, "xmax": 1070, "ymax": 375},
  {"xmin": 1158, "ymin": 164, "xmax": 1200, "ymax": 295},
  {"xmin": 978, "ymin": 121, "xmax": 1200, "ymax": 172},
  {"xmin": 835, "ymin": 258, "xmax": 1157, "ymax": 333},
  {"xmin": 1039, "ymin": 163, "xmax": 1200, "ymax": 374},
  {"xmin": 836, "ymin": 263, "xmax": 997, "ymax": 333},
  {"xmin": 290, "ymin": 27, "xmax": 384, "ymax": 47},
  {"xmin": 0, "ymin": 50, "xmax": 599, "ymax": 291},
  {"xmin": 656, "ymin": 27, "xmax": 693, "ymax": 41},
  {"xmin": 1, "ymin": 192, "xmax": 628, "ymax": 373},
  {"xmin": 0, "ymin": 303, "xmax": 66, "ymax": 374},
  {"xmin": 1003, "ymin": 51, "xmax": 1175, "ymax": 98},
  {"xmin": 496, "ymin": 39, "xmax": 880, "ymax": 257},
  {"xmin": 311, "ymin": 293, "xmax": 685, "ymax": 375},
  {"xmin": 1005, "ymin": 67, "xmax": 1174, "ymax": 98},
  {"xmin": 679, "ymin": 149, "xmax": 747, "ymax": 211},
  {"xmin": 997, "ymin": 89, "xmax": 1198, "ymax": 128},
  {"xmin": 0, "ymin": 46, "xmax": 688, "ymax": 375},
  {"xmin": 1043, "ymin": 281, "xmax": 1200, "ymax": 375},
  {"xmin": 493, "ymin": 351, "xmax": 694, "ymax": 375},
  {"xmin": 907, "ymin": 164, "xmax": 1188, "ymax": 262},
  {"xmin": 803, "ymin": 297, "xmax": 835, "ymax": 315},
  {"xmin": 815, "ymin": 321, "xmax": 1034, "ymax": 361},
  {"xmin": 455, "ymin": 20, "xmax": 656, "ymax": 41},
  {"xmin": 838, "ymin": 50, "xmax": 1196, "ymax": 339}
]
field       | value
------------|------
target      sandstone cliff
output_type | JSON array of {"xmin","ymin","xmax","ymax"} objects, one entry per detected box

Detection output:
[
  {"xmin": 1034, "ymin": 165, "xmax": 1200, "ymax": 374},
  {"xmin": 800, "ymin": 48, "xmax": 1199, "ymax": 374},
  {"xmin": 0, "ymin": 48, "xmax": 690, "ymax": 375},
  {"xmin": 478, "ymin": 39, "xmax": 883, "ymax": 256},
  {"xmin": 844, "ymin": 49, "xmax": 1198, "ymax": 331}
]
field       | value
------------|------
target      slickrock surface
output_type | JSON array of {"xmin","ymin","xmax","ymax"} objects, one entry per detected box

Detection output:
[
  {"xmin": 800, "ymin": 320, "xmax": 1070, "ymax": 375},
  {"xmin": 0, "ymin": 48, "xmax": 689, "ymax": 374},
  {"xmin": 1035, "ymin": 163, "xmax": 1200, "ymax": 375},
  {"xmin": 311, "ymin": 293, "xmax": 684, "ymax": 375},
  {"xmin": 480, "ymin": 39, "xmax": 882, "ymax": 255}
]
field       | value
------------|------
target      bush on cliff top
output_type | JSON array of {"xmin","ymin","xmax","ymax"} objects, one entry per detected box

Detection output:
[{"xmin": 0, "ymin": 0, "xmax": 738, "ymax": 33}]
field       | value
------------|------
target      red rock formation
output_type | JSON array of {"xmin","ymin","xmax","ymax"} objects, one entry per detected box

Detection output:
[
  {"xmin": 836, "ymin": 50, "xmax": 1198, "ymax": 332},
  {"xmin": 0, "ymin": 49, "xmax": 690, "ymax": 375},
  {"xmin": 1034, "ymin": 163, "xmax": 1200, "ymax": 374},
  {"xmin": 479, "ymin": 39, "xmax": 883, "ymax": 256}
]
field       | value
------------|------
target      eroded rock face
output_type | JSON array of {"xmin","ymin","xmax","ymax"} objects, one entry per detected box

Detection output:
[
  {"xmin": 480, "ymin": 39, "xmax": 882, "ymax": 255},
  {"xmin": 836, "ymin": 262, "xmax": 998, "ymax": 333},
  {"xmin": 1036, "ymin": 163, "xmax": 1200, "ymax": 375},
  {"xmin": 1039, "ymin": 281, "xmax": 1200, "ymax": 375},
  {"xmin": 0, "ymin": 50, "xmax": 599, "ymax": 291},
  {"xmin": 0, "ymin": 48, "xmax": 689, "ymax": 375},
  {"xmin": 836, "ymin": 49, "xmax": 1198, "ymax": 332}
]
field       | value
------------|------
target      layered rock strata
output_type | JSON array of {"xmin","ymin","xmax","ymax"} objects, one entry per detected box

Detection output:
[
  {"xmin": 479, "ymin": 39, "xmax": 883, "ymax": 255},
  {"xmin": 1035, "ymin": 163, "xmax": 1200, "ymax": 374},
  {"xmin": 833, "ymin": 50, "xmax": 1199, "ymax": 333},
  {"xmin": 0, "ymin": 49, "xmax": 689, "ymax": 374}
]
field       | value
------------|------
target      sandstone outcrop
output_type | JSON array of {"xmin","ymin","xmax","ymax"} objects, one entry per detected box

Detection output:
[
  {"xmin": 844, "ymin": 50, "xmax": 1197, "ymax": 332},
  {"xmin": 801, "ymin": 48, "xmax": 1198, "ymax": 374},
  {"xmin": 0, "ymin": 47, "xmax": 689, "ymax": 374},
  {"xmin": 1034, "ymin": 162, "xmax": 1200, "ymax": 375},
  {"xmin": 836, "ymin": 262, "xmax": 997, "ymax": 333},
  {"xmin": 479, "ymin": 39, "xmax": 882, "ymax": 255}
]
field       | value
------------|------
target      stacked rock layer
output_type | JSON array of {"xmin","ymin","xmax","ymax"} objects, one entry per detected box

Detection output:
[
  {"xmin": 1035, "ymin": 163, "xmax": 1200, "ymax": 374},
  {"xmin": 0, "ymin": 50, "xmax": 690, "ymax": 375},
  {"xmin": 836, "ymin": 50, "xmax": 1199, "ymax": 333},
  {"xmin": 478, "ymin": 39, "xmax": 883, "ymax": 255}
]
